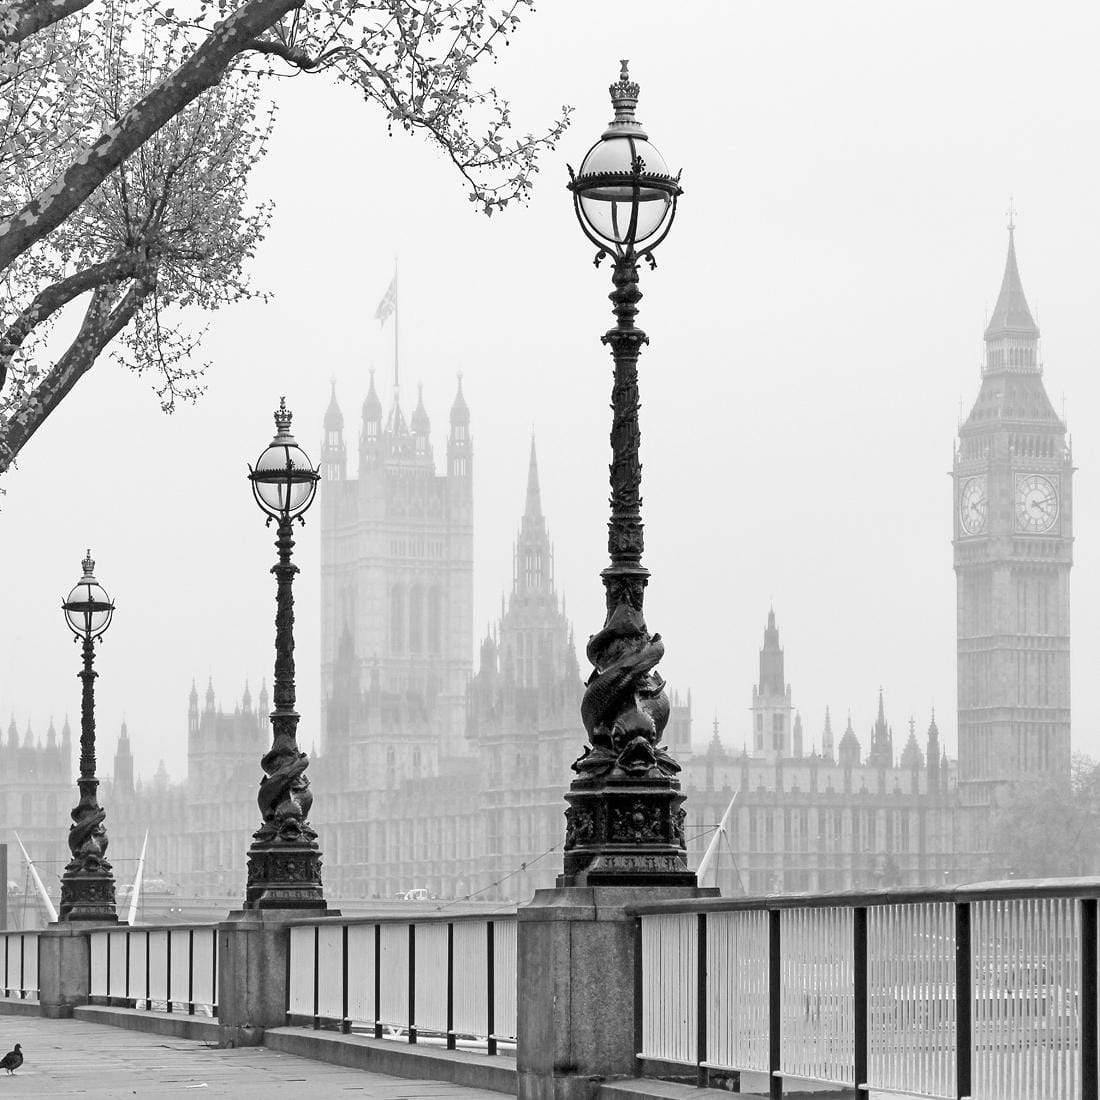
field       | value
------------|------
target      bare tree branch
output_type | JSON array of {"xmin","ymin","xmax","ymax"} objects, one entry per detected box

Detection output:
[
  {"xmin": 0, "ymin": 0, "xmax": 94, "ymax": 45},
  {"xmin": 0, "ymin": 0, "xmax": 299, "ymax": 274},
  {"xmin": 0, "ymin": 271, "xmax": 151, "ymax": 472},
  {"xmin": 0, "ymin": 252, "xmax": 142, "ymax": 390}
]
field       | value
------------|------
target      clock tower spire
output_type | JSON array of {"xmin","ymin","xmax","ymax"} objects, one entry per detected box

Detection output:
[{"xmin": 954, "ymin": 220, "xmax": 1073, "ymax": 809}]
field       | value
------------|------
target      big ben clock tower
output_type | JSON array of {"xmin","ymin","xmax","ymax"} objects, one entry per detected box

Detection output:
[{"xmin": 954, "ymin": 220, "xmax": 1073, "ymax": 806}]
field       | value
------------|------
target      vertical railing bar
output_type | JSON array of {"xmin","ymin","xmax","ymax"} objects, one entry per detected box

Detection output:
[
  {"xmin": 956, "ymin": 901, "xmax": 971, "ymax": 1100},
  {"xmin": 166, "ymin": 931, "xmax": 173, "ymax": 1014},
  {"xmin": 697, "ymin": 912, "xmax": 707, "ymax": 1087},
  {"xmin": 854, "ymin": 906, "xmax": 867, "ymax": 1091},
  {"xmin": 188, "ymin": 929, "xmax": 195, "ymax": 1015},
  {"xmin": 284, "ymin": 924, "xmax": 292, "ymax": 1025},
  {"xmin": 19, "ymin": 934, "xmax": 25, "ymax": 1002},
  {"xmin": 212, "ymin": 930, "xmax": 218, "ymax": 1017},
  {"xmin": 374, "ymin": 924, "xmax": 382, "ymax": 1039},
  {"xmin": 1082, "ymin": 897, "xmax": 1097, "ymax": 1100},
  {"xmin": 633, "ymin": 917, "xmax": 643, "ymax": 1068},
  {"xmin": 487, "ymin": 921, "xmax": 497, "ymax": 1057},
  {"xmin": 145, "ymin": 930, "xmax": 150, "ymax": 1010},
  {"xmin": 125, "ymin": 931, "xmax": 131, "ymax": 1005},
  {"xmin": 105, "ymin": 932, "xmax": 111, "ymax": 1001},
  {"xmin": 342, "ymin": 923, "xmax": 350, "ymax": 1034},
  {"xmin": 408, "ymin": 923, "xmax": 417, "ymax": 1044},
  {"xmin": 446, "ymin": 922, "xmax": 455, "ymax": 1051},
  {"xmin": 769, "ymin": 909, "xmax": 782, "ymax": 1100},
  {"xmin": 313, "ymin": 925, "xmax": 320, "ymax": 1029}
]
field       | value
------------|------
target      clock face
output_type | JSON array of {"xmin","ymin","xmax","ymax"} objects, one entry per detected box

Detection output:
[
  {"xmin": 1015, "ymin": 474, "xmax": 1059, "ymax": 533},
  {"xmin": 959, "ymin": 476, "xmax": 988, "ymax": 535}
]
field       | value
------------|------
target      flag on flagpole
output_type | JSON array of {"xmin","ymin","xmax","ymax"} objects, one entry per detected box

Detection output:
[{"xmin": 374, "ymin": 272, "xmax": 397, "ymax": 326}]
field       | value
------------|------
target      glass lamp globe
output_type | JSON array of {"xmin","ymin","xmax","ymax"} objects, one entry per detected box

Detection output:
[
  {"xmin": 249, "ymin": 397, "xmax": 320, "ymax": 520},
  {"xmin": 569, "ymin": 60, "xmax": 681, "ymax": 256},
  {"xmin": 62, "ymin": 550, "xmax": 115, "ymax": 638}
]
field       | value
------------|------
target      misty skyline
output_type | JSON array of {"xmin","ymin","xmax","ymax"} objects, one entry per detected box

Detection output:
[{"xmin": 5, "ymin": 1, "xmax": 1100, "ymax": 781}]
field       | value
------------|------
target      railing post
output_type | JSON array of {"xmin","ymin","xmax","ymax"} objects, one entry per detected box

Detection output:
[
  {"xmin": 105, "ymin": 932, "xmax": 111, "ymax": 1001},
  {"xmin": 769, "ymin": 908, "xmax": 782, "ymax": 1100},
  {"xmin": 188, "ymin": 929, "xmax": 195, "ymax": 1015},
  {"xmin": 125, "ymin": 931, "xmax": 131, "ymax": 1007},
  {"xmin": 446, "ymin": 922, "xmax": 455, "ymax": 1051},
  {"xmin": 20, "ymin": 934, "xmax": 26, "ymax": 1002},
  {"xmin": 145, "ymin": 930, "xmax": 150, "ymax": 1010},
  {"xmin": 166, "ymin": 931, "xmax": 172, "ymax": 1013},
  {"xmin": 1082, "ymin": 897, "xmax": 1098, "ymax": 1100},
  {"xmin": 955, "ymin": 901, "xmax": 971, "ymax": 1100},
  {"xmin": 211, "ymin": 931, "xmax": 218, "ymax": 1019},
  {"xmin": 408, "ymin": 923, "xmax": 417, "ymax": 1044},
  {"xmin": 697, "ymin": 913, "xmax": 708, "ymax": 1088},
  {"xmin": 853, "ymin": 906, "xmax": 868, "ymax": 1093},
  {"xmin": 487, "ymin": 920, "xmax": 497, "ymax": 1057},
  {"xmin": 374, "ymin": 924, "xmax": 382, "ymax": 1039}
]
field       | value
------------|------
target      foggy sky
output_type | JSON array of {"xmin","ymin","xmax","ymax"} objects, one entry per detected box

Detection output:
[{"xmin": 5, "ymin": 0, "xmax": 1100, "ymax": 782}]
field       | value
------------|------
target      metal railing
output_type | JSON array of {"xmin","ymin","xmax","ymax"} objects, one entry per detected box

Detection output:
[
  {"xmin": 88, "ymin": 925, "xmax": 219, "ymax": 1016},
  {"xmin": 0, "ymin": 932, "xmax": 39, "ymax": 1002},
  {"xmin": 285, "ymin": 914, "xmax": 517, "ymax": 1052},
  {"xmin": 631, "ymin": 880, "xmax": 1100, "ymax": 1100}
]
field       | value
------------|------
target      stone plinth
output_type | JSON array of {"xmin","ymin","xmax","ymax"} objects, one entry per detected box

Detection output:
[
  {"xmin": 517, "ymin": 885, "xmax": 716, "ymax": 1100},
  {"xmin": 217, "ymin": 907, "xmax": 336, "ymax": 1048},
  {"xmin": 39, "ymin": 921, "xmax": 113, "ymax": 1018}
]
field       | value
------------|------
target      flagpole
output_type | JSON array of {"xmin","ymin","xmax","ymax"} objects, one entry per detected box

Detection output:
[{"xmin": 394, "ymin": 257, "xmax": 399, "ymax": 394}]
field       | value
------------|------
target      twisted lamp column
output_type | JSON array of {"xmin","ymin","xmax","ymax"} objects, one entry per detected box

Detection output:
[
  {"xmin": 559, "ymin": 252, "xmax": 695, "ymax": 887},
  {"xmin": 244, "ymin": 513, "xmax": 324, "ymax": 909},
  {"xmin": 58, "ymin": 633, "xmax": 118, "ymax": 921}
]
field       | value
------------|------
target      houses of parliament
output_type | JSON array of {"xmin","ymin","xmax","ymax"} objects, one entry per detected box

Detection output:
[{"xmin": 2, "ymin": 226, "xmax": 1074, "ymax": 905}]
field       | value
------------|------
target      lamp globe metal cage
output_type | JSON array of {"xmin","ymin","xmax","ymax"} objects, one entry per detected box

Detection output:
[
  {"xmin": 567, "ymin": 60, "xmax": 681, "ymax": 260},
  {"xmin": 249, "ymin": 397, "xmax": 320, "ymax": 521},
  {"xmin": 62, "ymin": 551, "xmax": 114, "ymax": 639}
]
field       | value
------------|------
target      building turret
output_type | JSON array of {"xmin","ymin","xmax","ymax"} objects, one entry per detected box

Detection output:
[
  {"xmin": 867, "ymin": 689, "xmax": 894, "ymax": 769},
  {"xmin": 61, "ymin": 716, "xmax": 72, "ymax": 766},
  {"xmin": 360, "ymin": 368, "xmax": 384, "ymax": 470},
  {"xmin": 242, "ymin": 680, "xmax": 252, "ymax": 713},
  {"xmin": 114, "ymin": 721, "xmax": 134, "ymax": 794},
  {"xmin": 447, "ymin": 374, "xmax": 472, "ymax": 481},
  {"xmin": 259, "ymin": 678, "xmax": 269, "ymax": 717},
  {"xmin": 838, "ymin": 714, "xmax": 861, "ymax": 769},
  {"xmin": 188, "ymin": 681, "xmax": 199, "ymax": 738},
  {"xmin": 204, "ymin": 678, "xmax": 216, "ymax": 713},
  {"xmin": 6, "ymin": 716, "xmax": 17, "ymax": 749},
  {"xmin": 322, "ymin": 380, "xmax": 347, "ymax": 481},
  {"xmin": 821, "ymin": 706, "xmax": 835, "ymax": 763},
  {"xmin": 46, "ymin": 718, "xmax": 57, "ymax": 750},
  {"xmin": 792, "ymin": 712, "xmax": 803, "ymax": 758},
  {"xmin": 900, "ymin": 717, "xmax": 924, "ymax": 770},
  {"xmin": 927, "ymin": 710, "xmax": 941, "ymax": 793},
  {"xmin": 411, "ymin": 383, "xmax": 432, "ymax": 461},
  {"xmin": 751, "ymin": 607, "xmax": 793, "ymax": 761}
]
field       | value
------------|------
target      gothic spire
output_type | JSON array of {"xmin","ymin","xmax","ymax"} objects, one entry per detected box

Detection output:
[
  {"xmin": 524, "ymin": 435, "xmax": 543, "ymax": 522},
  {"xmin": 984, "ymin": 222, "xmax": 1039, "ymax": 341},
  {"xmin": 324, "ymin": 379, "xmax": 344, "ymax": 430},
  {"xmin": 450, "ymin": 372, "xmax": 470, "ymax": 428},
  {"xmin": 362, "ymin": 367, "xmax": 383, "ymax": 422}
]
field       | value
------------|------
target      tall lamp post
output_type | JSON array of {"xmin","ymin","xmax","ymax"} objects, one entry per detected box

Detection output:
[
  {"xmin": 560, "ymin": 61, "xmax": 695, "ymax": 886},
  {"xmin": 59, "ymin": 551, "xmax": 118, "ymax": 921},
  {"xmin": 244, "ymin": 397, "xmax": 327, "ymax": 910}
]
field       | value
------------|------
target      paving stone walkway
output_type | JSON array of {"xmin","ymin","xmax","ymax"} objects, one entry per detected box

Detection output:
[{"xmin": 0, "ymin": 1016, "xmax": 508, "ymax": 1098}]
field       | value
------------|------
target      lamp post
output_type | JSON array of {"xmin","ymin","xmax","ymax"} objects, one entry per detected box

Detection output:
[
  {"xmin": 560, "ymin": 61, "xmax": 695, "ymax": 886},
  {"xmin": 59, "ymin": 550, "xmax": 118, "ymax": 921},
  {"xmin": 244, "ymin": 397, "xmax": 326, "ymax": 910}
]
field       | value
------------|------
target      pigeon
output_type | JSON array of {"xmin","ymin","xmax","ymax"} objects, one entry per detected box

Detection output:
[{"xmin": 0, "ymin": 1045, "xmax": 22, "ymax": 1075}]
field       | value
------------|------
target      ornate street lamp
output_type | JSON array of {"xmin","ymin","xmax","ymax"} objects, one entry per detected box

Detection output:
[
  {"xmin": 244, "ymin": 397, "xmax": 327, "ymax": 910},
  {"xmin": 59, "ymin": 550, "xmax": 118, "ymax": 921},
  {"xmin": 560, "ymin": 61, "xmax": 695, "ymax": 886}
]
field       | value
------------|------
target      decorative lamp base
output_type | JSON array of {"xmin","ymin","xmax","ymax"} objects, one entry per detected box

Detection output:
[
  {"xmin": 58, "ymin": 872, "xmax": 119, "ymax": 923},
  {"xmin": 559, "ymin": 779, "xmax": 697, "ymax": 887},
  {"xmin": 244, "ymin": 842, "xmax": 327, "ymax": 911}
]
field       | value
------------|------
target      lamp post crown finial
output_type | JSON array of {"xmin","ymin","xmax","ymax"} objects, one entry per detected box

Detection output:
[
  {"xmin": 608, "ymin": 58, "xmax": 642, "ymax": 132},
  {"xmin": 81, "ymin": 549, "xmax": 95, "ymax": 578},
  {"xmin": 274, "ymin": 396, "xmax": 293, "ymax": 437}
]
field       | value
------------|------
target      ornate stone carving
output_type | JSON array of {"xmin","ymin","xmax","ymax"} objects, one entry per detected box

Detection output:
[{"xmin": 610, "ymin": 800, "xmax": 663, "ymax": 843}]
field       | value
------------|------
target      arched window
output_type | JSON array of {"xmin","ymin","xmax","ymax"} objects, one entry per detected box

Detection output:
[
  {"xmin": 409, "ymin": 585, "xmax": 423, "ymax": 653},
  {"xmin": 428, "ymin": 588, "xmax": 442, "ymax": 654},
  {"xmin": 390, "ymin": 586, "xmax": 405, "ymax": 652}
]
